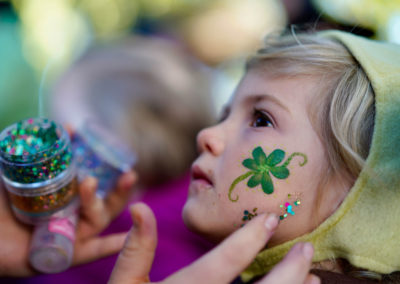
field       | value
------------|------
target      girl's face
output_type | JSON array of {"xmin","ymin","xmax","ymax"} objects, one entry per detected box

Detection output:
[{"xmin": 183, "ymin": 69, "xmax": 349, "ymax": 244}]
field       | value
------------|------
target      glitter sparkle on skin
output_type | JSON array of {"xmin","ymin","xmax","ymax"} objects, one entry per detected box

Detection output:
[
  {"xmin": 279, "ymin": 194, "xmax": 302, "ymax": 220},
  {"xmin": 240, "ymin": 207, "xmax": 258, "ymax": 227}
]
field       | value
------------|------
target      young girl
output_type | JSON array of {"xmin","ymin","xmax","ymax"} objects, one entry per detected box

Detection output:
[{"xmin": 180, "ymin": 29, "xmax": 400, "ymax": 283}]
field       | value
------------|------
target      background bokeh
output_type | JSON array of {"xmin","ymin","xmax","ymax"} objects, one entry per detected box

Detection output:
[{"xmin": 0, "ymin": 0, "xmax": 399, "ymax": 130}]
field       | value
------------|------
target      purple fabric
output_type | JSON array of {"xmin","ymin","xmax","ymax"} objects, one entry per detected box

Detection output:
[{"xmin": 8, "ymin": 172, "xmax": 213, "ymax": 284}]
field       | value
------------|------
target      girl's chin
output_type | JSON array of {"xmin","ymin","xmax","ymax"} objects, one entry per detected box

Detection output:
[{"xmin": 182, "ymin": 203, "xmax": 229, "ymax": 243}]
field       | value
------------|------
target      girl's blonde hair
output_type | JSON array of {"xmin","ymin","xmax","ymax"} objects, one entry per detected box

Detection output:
[{"xmin": 246, "ymin": 32, "xmax": 375, "ymax": 185}]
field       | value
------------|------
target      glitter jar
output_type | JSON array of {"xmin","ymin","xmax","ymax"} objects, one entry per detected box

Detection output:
[
  {"xmin": 0, "ymin": 118, "xmax": 78, "ymax": 273},
  {"xmin": 3, "ymin": 166, "xmax": 78, "ymax": 224},
  {"xmin": 29, "ymin": 214, "xmax": 77, "ymax": 273},
  {"xmin": 72, "ymin": 121, "xmax": 136, "ymax": 198},
  {"xmin": 0, "ymin": 118, "xmax": 72, "ymax": 184},
  {"xmin": 0, "ymin": 118, "xmax": 78, "ymax": 224}
]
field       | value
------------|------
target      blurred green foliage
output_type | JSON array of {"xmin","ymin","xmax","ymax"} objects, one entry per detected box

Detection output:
[{"xmin": 0, "ymin": 7, "xmax": 39, "ymax": 130}]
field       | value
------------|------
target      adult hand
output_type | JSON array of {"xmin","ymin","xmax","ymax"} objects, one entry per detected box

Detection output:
[
  {"xmin": 109, "ymin": 203, "xmax": 320, "ymax": 284},
  {"xmin": 0, "ymin": 171, "xmax": 137, "ymax": 277}
]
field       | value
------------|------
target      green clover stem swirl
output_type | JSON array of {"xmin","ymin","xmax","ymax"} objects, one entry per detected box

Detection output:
[
  {"xmin": 228, "ymin": 171, "xmax": 254, "ymax": 202},
  {"xmin": 282, "ymin": 152, "xmax": 308, "ymax": 167}
]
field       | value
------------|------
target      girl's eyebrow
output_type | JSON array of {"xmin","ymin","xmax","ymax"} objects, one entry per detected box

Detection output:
[{"xmin": 243, "ymin": 94, "xmax": 291, "ymax": 115}]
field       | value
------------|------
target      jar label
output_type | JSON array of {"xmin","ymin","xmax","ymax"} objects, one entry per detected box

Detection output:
[{"xmin": 48, "ymin": 217, "xmax": 76, "ymax": 241}]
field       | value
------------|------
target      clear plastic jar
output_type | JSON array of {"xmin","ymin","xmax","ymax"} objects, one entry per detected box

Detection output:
[
  {"xmin": 72, "ymin": 120, "xmax": 136, "ymax": 198},
  {"xmin": 0, "ymin": 118, "xmax": 72, "ymax": 183},
  {"xmin": 29, "ymin": 213, "xmax": 77, "ymax": 273},
  {"xmin": 3, "ymin": 165, "xmax": 78, "ymax": 224},
  {"xmin": 0, "ymin": 118, "xmax": 77, "ymax": 225}
]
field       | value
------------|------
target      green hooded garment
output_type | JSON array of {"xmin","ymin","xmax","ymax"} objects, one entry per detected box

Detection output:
[{"xmin": 241, "ymin": 30, "xmax": 400, "ymax": 282}]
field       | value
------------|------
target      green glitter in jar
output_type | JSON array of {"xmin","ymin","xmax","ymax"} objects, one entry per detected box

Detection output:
[{"xmin": 0, "ymin": 118, "xmax": 72, "ymax": 183}]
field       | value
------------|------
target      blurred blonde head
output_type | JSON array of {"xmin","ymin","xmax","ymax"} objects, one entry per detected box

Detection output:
[{"xmin": 52, "ymin": 36, "xmax": 214, "ymax": 186}]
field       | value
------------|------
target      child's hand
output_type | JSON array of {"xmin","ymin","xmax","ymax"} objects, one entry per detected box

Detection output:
[
  {"xmin": 0, "ymin": 170, "xmax": 137, "ymax": 277},
  {"xmin": 109, "ymin": 202, "xmax": 320, "ymax": 284},
  {"xmin": 66, "ymin": 124, "xmax": 138, "ymax": 266},
  {"xmin": 73, "ymin": 170, "xmax": 137, "ymax": 265}
]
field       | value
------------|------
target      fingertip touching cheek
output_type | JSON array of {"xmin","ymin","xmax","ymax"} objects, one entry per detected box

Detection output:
[{"xmin": 183, "ymin": 70, "xmax": 337, "ymax": 245}]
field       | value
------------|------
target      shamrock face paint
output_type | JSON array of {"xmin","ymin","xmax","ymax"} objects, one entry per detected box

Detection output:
[{"xmin": 228, "ymin": 146, "xmax": 307, "ymax": 202}]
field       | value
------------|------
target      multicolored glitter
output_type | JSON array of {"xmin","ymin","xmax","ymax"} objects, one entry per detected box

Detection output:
[
  {"xmin": 0, "ymin": 118, "xmax": 77, "ymax": 224},
  {"xmin": 279, "ymin": 193, "xmax": 302, "ymax": 221},
  {"xmin": 6, "ymin": 173, "xmax": 78, "ymax": 214},
  {"xmin": 240, "ymin": 208, "xmax": 259, "ymax": 227},
  {"xmin": 228, "ymin": 146, "xmax": 308, "ymax": 202},
  {"xmin": 0, "ymin": 118, "xmax": 72, "ymax": 184}
]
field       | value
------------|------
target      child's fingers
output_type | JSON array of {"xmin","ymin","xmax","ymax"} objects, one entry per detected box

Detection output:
[
  {"xmin": 108, "ymin": 202, "xmax": 158, "ymax": 284},
  {"xmin": 167, "ymin": 213, "xmax": 279, "ymax": 284},
  {"xmin": 257, "ymin": 242, "xmax": 317, "ymax": 284},
  {"xmin": 77, "ymin": 176, "xmax": 109, "ymax": 238},
  {"xmin": 64, "ymin": 124, "xmax": 75, "ymax": 139},
  {"xmin": 77, "ymin": 172, "xmax": 137, "ymax": 240},
  {"xmin": 78, "ymin": 176, "xmax": 98, "ymax": 207},
  {"xmin": 73, "ymin": 232, "xmax": 128, "ymax": 265},
  {"xmin": 105, "ymin": 171, "xmax": 138, "ymax": 219}
]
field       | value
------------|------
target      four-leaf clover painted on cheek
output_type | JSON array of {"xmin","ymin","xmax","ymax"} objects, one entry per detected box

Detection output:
[{"xmin": 228, "ymin": 146, "xmax": 308, "ymax": 202}]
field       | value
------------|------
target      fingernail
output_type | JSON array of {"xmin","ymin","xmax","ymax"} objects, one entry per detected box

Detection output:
[
  {"xmin": 86, "ymin": 176, "xmax": 97, "ymax": 188},
  {"xmin": 303, "ymin": 242, "xmax": 314, "ymax": 261},
  {"xmin": 265, "ymin": 214, "xmax": 278, "ymax": 230},
  {"xmin": 309, "ymin": 275, "xmax": 321, "ymax": 284},
  {"xmin": 132, "ymin": 208, "xmax": 142, "ymax": 228},
  {"xmin": 122, "ymin": 172, "xmax": 136, "ymax": 188}
]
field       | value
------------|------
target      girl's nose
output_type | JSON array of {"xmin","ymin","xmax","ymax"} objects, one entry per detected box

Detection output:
[{"xmin": 196, "ymin": 126, "xmax": 224, "ymax": 156}]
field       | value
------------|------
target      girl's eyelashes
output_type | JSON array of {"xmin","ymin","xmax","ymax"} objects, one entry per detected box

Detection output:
[{"xmin": 251, "ymin": 108, "xmax": 274, "ymax": 128}]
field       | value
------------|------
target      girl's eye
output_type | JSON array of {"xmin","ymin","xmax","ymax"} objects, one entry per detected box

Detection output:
[{"xmin": 251, "ymin": 109, "xmax": 273, "ymax": 128}]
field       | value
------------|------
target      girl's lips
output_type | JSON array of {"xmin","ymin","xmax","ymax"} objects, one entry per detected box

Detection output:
[{"xmin": 191, "ymin": 164, "xmax": 213, "ymax": 186}]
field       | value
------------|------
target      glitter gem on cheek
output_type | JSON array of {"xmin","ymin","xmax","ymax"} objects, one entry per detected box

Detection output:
[
  {"xmin": 240, "ymin": 207, "xmax": 258, "ymax": 226},
  {"xmin": 279, "ymin": 193, "xmax": 302, "ymax": 221}
]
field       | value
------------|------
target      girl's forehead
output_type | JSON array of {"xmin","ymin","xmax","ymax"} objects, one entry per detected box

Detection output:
[{"xmin": 230, "ymin": 71, "xmax": 318, "ymax": 109}]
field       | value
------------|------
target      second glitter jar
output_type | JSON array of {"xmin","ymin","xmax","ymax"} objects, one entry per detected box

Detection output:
[
  {"xmin": 72, "ymin": 121, "xmax": 136, "ymax": 198},
  {"xmin": 0, "ymin": 118, "xmax": 78, "ymax": 225}
]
